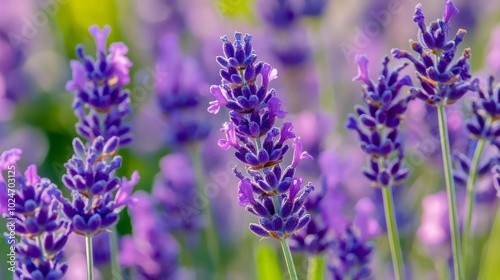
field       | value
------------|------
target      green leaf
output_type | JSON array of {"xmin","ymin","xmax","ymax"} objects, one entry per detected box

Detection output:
[
  {"xmin": 478, "ymin": 206, "xmax": 500, "ymax": 279},
  {"xmin": 255, "ymin": 243, "xmax": 283, "ymax": 280}
]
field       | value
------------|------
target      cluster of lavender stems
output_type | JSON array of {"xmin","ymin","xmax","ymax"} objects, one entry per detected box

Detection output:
[
  {"xmin": 63, "ymin": 25, "xmax": 139, "ymax": 280},
  {"xmin": 391, "ymin": 1, "xmax": 478, "ymax": 278},
  {"xmin": 208, "ymin": 32, "xmax": 315, "ymax": 279}
]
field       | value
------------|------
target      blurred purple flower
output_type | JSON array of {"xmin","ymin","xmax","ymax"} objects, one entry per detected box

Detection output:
[
  {"xmin": 417, "ymin": 191, "xmax": 450, "ymax": 246},
  {"xmin": 417, "ymin": 190, "xmax": 464, "ymax": 251},
  {"xmin": 120, "ymin": 191, "xmax": 180, "ymax": 280},
  {"xmin": 156, "ymin": 32, "xmax": 211, "ymax": 146},
  {"xmin": 152, "ymin": 152, "xmax": 204, "ymax": 232},
  {"xmin": 328, "ymin": 198, "xmax": 379, "ymax": 280}
]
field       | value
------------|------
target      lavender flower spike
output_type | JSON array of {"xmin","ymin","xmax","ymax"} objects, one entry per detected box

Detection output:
[
  {"xmin": 392, "ymin": 2, "xmax": 471, "ymax": 278},
  {"xmin": 209, "ymin": 32, "xmax": 314, "ymax": 280},
  {"xmin": 56, "ymin": 136, "xmax": 139, "ymax": 236},
  {"xmin": 1, "ymin": 149, "xmax": 71, "ymax": 280},
  {"xmin": 347, "ymin": 55, "xmax": 412, "ymax": 187},
  {"xmin": 392, "ymin": 0, "xmax": 478, "ymax": 106},
  {"xmin": 66, "ymin": 25, "xmax": 133, "ymax": 146},
  {"xmin": 348, "ymin": 54, "xmax": 412, "ymax": 279}
]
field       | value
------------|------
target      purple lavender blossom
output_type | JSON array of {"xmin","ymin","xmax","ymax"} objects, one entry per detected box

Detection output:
[
  {"xmin": 66, "ymin": 25, "xmax": 133, "ymax": 146},
  {"xmin": 465, "ymin": 77, "xmax": 500, "ymax": 145},
  {"xmin": 119, "ymin": 191, "xmax": 179, "ymax": 280},
  {"xmin": 329, "ymin": 226, "xmax": 373, "ymax": 280},
  {"xmin": 152, "ymin": 152, "xmax": 204, "ymax": 232},
  {"xmin": 156, "ymin": 33, "xmax": 211, "ymax": 146},
  {"xmin": 391, "ymin": 0, "xmax": 478, "ymax": 106},
  {"xmin": 302, "ymin": 0, "xmax": 329, "ymax": 17},
  {"xmin": 288, "ymin": 180, "xmax": 330, "ymax": 254},
  {"xmin": 208, "ymin": 32, "xmax": 314, "ymax": 240},
  {"xmin": 347, "ymin": 55, "xmax": 412, "ymax": 187},
  {"xmin": 328, "ymin": 199, "xmax": 379, "ymax": 280},
  {"xmin": 1, "ymin": 149, "xmax": 71, "ymax": 280},
  {"xmin": 258, "ymin": 0, "xmax": 301, "ymax": 29},
  {"xmin": 417, "ymin": 190, "xmax": 464, "ymax": 253},
  {"xmin": 54, "ymin": 136, "xmax": 139, "ymax": 236}
]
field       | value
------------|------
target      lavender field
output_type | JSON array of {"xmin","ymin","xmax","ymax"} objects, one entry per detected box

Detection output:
[{"xmin": 1, "ymin": 0, "xmax": 500, "ymax": 279}]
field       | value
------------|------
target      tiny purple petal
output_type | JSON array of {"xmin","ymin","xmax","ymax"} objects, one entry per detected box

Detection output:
[
  {"xmin": 89, "ymin": 25, "xmax": 111, "ymax": 53},
  {"xmin": 65, "ymin": 61, "xmax": 86, "ymax": 91},
  {"xmin": 261, "ymin": 63, "xmax": 278, "ymax": 88},
  {"xmin": 238, "ymin": 178, "xmax": 255, "ymax": 206},
  {"xmin": 109, "ymin": 42, "xmax": 133, "ymax": 86},
  {"xmin": 24, "ymin": 165, "xmax": 40, "ymax": 186},
  {"xmin": 208, "ymin": 85, "xmax": 228, "ymax": 114},
  {"xmin": 291, "ymin": 137, "xmax": 313, "ymax": 168},
  {"xmin": 353, "ymin": 54, "xmax": 370, "ymax": 84},
  {"xmin": 115, "ymin": 171, "xmax": 140, "ymax": 208},
  {"xmin": 218, "ymin": 122, "xmax": 240, "ymax": 150},
  {"xmin": 443, "ymin": 0, "xmax": 459, "ymax": 23}
]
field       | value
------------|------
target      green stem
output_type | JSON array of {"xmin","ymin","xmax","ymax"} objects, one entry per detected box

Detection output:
[
  {"xmin": 85, "ymin": 235, "xmax": 94, "ymax": 280},
  {"xmin": 436, "ymin": 260, "xmax": 451, "ymax": 280},
  {"xmin": 462, "ymin": 138, "xmax": 486, "ymax": 276},
  {"xmin": 110, "ymin": 230, "xmax": 122, "ymax": 280},
  {"xmin": 280, "ymin": 239, "xmax": 298, "ymax": 280},
  {"xmin": 381, "ymin": 186, "xmax": 405, "ymax": 280},
  {"xmin": 272, "ymin": 192, "xmax": 298, "ymax": 280},
  {"xmin": 190, "ymin": 145, "xmax": 221, "ymax": 277},
  {"xmin": 437, "ymin": 105, "xmax": 464, "ymax": 280},
  {"xmin": 307, "ymin": 255, "xmax": 325, "ymax": 280}
]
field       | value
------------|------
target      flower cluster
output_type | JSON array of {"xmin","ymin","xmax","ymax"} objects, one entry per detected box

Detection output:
[
  {"xmin": 391, "ymin": 0, "xmax": 478, "ymax": 106},
  {"xmin": 66, "ymin": 25, "xmax": 133, "ymax": 146},
  {"xmin": 347, "ymin": 55, "xmax": 412, "ymax": 187},
  {"xmin": 453, "ymin": 151, "xmax": 492, "ymax": 186},
  {"xmin": 120, "ymin": 191, "xmax": 179, "ymax": 279},
  {"xmin": 257, "ymin": 0, "xmax": 329, "ymax": 66},
  {"xmin": 288, "ymin": 182, "xmax": 331, "ymax": 254},
  {"xmin": 54, "ymin": 136, "xmax": 138, "ymax": 236},
  {"xmin": 465, "ymin": 76, "xmax": 500, "ymax": 144},
  {"xmin": 258, "ymin": 0, "xmax": 329, "ymax": 29},
  {"xmin": 152, "ymin": 152, "xmax": 204, "ymax": 232},
  {"xmin": 329, "ymin": 226, "xmax": 374, "ymax": 280},
  {"xmin": 1, "ymin": 149, "xmax": 71, "ymax": 280},
  {"xmin": 208, "ymin": 32, "xmax": 314, "ymax": 239},
  {"xmin": 156, "ymin": 33, "xmax": 210, "ymax": 146}
]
